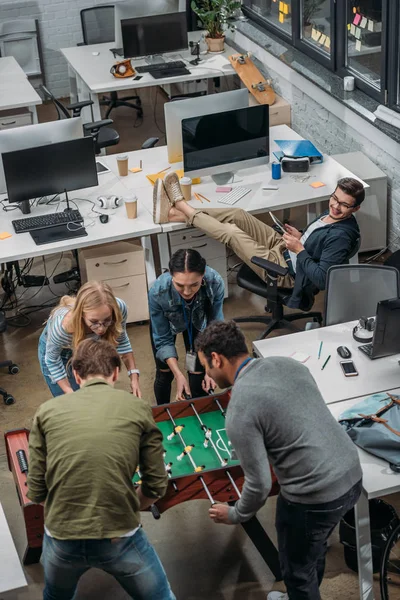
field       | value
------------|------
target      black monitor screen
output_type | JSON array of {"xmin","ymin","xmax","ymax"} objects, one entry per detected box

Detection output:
[
  {"xmin": 372, "ymin": 298, "xmax": 400, "ymax": 358},
  {"xmin": 182, "ymin": 105, "xmax": 269, "ymax": 172},
  {"xmin": 3, "ymin": 137, "xmax": 98, "ymax": 204},
  {"xmin": 122, "ymin": 12, "xmax": 188, "ymax": 58}
]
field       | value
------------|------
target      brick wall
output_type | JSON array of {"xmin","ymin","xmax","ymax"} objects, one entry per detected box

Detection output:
[
  {"xmin": 0, "ymin": 0, "xmax": 113, "ymax": 98},
  {"xmin": 230, "ymin": 28, "xmax": 400, "ymax": 250}
]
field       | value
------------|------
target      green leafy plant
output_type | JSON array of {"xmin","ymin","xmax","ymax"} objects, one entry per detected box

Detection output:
[
  {"xmin": 191, "ymin": 0, "xmax": 241, "ymax": 39},
  {"xmin": 303, "ymin": 0, "xmax": 325, "ymax": 26}
]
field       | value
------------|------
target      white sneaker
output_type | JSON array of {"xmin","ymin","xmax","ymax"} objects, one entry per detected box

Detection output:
[
  {"xmin": 267, "ymin": 593, "xmax": 289, "ymax": 600},
  {"xmin": 153, "ymin": 178, "xmax": 170, "ymax": 224},
  {"xmin": 164, "ymin": 171, "xmax": 184, "ymax": 205}
]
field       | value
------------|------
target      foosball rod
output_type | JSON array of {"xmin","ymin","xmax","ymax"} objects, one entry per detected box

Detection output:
[
  {"xmin": 165, "ymin": 407, "xmax": 199, "ymax": 472},
  {"xmin": 225, "ymin": 470, "xmax": 241, "ymax": 498},
  {"xmin": 190, "ymin": 402, "xmax": 230, "ymax": 463},
  {"xmin": 136, "ymin": 467, "xmax": 161, "ymax": 520},
  {"xmin": 214, "ymin": 398, "xmax": 226, "ymax": 417},
  {"xmin": 199, "ymin": 476, "xmax": 216, "ymax": 505}
]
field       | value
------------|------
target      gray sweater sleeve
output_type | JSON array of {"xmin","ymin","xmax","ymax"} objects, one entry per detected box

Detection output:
[{"xmin": 227, "ymin": 417, "xmax": 272, "ymax": 524}]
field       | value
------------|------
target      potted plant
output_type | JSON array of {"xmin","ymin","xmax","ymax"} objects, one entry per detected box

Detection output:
[{"xmin": 191, "ymin": 0, "xmax": 241, "ymax": 53}]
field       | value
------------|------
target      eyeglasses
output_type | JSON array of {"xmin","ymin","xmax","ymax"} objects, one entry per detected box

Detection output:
[
  {"xmin": 87, "ymin": 319, "xmax": 113, "ymax": 330},
  {"xmin": 330, "ymin": 194, "xmax": 356, "ymax": 210}
]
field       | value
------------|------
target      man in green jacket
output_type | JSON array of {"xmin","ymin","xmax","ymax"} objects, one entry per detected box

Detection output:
[{"xmin": 27, "ymin": 338, "xmax": 175, "ymax": 600}]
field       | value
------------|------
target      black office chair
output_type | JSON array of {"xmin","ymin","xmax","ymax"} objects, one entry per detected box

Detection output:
[
  {"xmin": 233, "ymin": 238, "xmax": 361, "ymax": 340},
  {"xmin": 0, "ymin": 311, "xmax": 18, "ymax": 405},
  {"xmin": 39, "ymin": 84, "xmax": 120, "ymax": 155},
  {"xmin": 80, "ymin": 6, "xmax": 143, "ymax": 120}
]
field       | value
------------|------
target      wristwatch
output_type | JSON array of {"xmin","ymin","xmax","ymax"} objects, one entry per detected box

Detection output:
[{"xmin": 127, "ymin": 368, "xmax": 140, "ymax": 377}]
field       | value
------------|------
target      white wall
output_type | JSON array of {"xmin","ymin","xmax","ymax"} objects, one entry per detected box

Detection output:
[{"xmin": 0, "ymin": 0, "xmax": 113, "ymax": 98}]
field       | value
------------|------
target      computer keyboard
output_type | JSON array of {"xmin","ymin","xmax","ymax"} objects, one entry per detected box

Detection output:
[
  {"xmin": 358, "ymin": 343, "xmax": 373, "ymax": 357},
  {"xmin": 217, "ymin": 187, "xmax": 252, "ymax": 206},
  {"xmin": 135, "ymin": 60, "xmax": 187, "ymax": 74},
  {"xmin": 12, "ymin": 210, "xmax": 83, "ymax": 234}
]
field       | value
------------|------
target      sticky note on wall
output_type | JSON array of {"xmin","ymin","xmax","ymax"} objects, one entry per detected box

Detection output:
[
  {"xmin": 353, "ymin": 13, "xmax": 361, "ymax": 26},
  {"xmin": 355, "ymin": 27, "xmax": 361, "ymax": 39},
  {"xmin": 319, "ymin": 34, "xmax": 327, "ymax": 45},
  {"xmin": 283, "ymin": 3, "xmax": 289, "ymax": 15},
  {"xmin": 324, "ymin": 36, "xmax": 331, "ymax": 49},
  {"xmin": 355, "ymin": 40, "xmax": 362, "ymax": 52},
  {"xmin": 350, "ymin": 24, "xmax": 356, "ymax": 35},
  {"xmin": 279, "ymin": 1, "xmax": 284, "ymax": 11},
  {"xmin": 279, "ymin": 11, "xmax": 284, "ymax": 23},
  {"xmin": 360, "ymin": 16, "xmax": 367, "ymax": 28}
]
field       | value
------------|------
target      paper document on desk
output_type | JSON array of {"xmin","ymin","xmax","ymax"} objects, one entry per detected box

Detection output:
[
  {"xmin": 146, "ymin": 169, "xmax": 201, "ymax": 186},
  {"xmin": 274, "ymin": 140, "xmax": 323, "ymax": 164}
]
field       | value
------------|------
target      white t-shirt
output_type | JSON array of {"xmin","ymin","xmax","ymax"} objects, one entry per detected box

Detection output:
[{"xmin": 288, "ymin": 218, "xmax": 328, "ymax": 273}]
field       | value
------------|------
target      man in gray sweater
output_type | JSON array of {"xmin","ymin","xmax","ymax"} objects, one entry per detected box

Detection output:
[{"xmin": 195, "ymin": 321, "xmax": 362, "ymax": 600}]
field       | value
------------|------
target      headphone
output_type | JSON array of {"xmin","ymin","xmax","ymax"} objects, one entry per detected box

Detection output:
[
  {"xmin": 352, "ymin": 316, "xmax": 375, "ymax": 344},
  {"xmin": 96, "ymin": 195, "xmax": 122, "ymax": 210}
]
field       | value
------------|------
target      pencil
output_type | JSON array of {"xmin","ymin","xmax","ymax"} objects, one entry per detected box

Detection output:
[
  {"xmin": 157, "ymin": 166, "xmax": 171, "ymax": 175},
  {"xmin": 140, "ymin": 160, "xmax": 142, "ymax": 169},
  {"xmin": 321, "ymin": 355, "xmax": 331, "ymax": 371},
  {"xmin": 318, "ymin": 341, "xmax": 323, "ymax": 359},
  {"xmin": 197, "ymin": 192, "xmax": 211, "ymax": 203},
  {"xmin": 194, "ymin": 192, "xmax": 203, "ymax": 204}
]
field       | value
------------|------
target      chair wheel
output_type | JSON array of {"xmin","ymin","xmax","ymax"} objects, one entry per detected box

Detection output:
[
  {"xmin": 4, "ymin": 394, "xmax": 15, "ymax": 405},
  {"xmin": 9, "ymin": 364, "xmax": 19, "ymax": 375}
]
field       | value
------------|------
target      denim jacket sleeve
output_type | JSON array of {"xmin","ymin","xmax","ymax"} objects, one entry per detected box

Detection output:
[
  {"xmin": 149, "ymin": 289, "xmax": 178, "ymax": 363},
  {"xmin": 210, "ymin": 275, "xmax": 225, "ymax": 322}
]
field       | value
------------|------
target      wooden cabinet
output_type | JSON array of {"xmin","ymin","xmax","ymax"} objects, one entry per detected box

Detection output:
[{"xmin": 79, "ymin": 240, "xmax": 149, "ymax": 323}]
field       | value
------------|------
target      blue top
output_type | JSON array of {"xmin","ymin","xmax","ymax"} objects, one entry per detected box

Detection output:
[
  {"xmin": 41, "ymin": 298, "xmax": 132, "ymax": 383},
  {"xmin": 148, "ymin": 266, "xmax": 225, "ymax": 363}
]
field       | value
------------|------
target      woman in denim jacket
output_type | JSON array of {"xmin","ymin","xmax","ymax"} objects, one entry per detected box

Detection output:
[{"xmin": 149, "ymin": 249, "xmax": 225, "ymax": 404}]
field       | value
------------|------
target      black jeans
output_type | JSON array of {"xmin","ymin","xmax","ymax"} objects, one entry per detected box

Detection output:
[
  {"xmin": 150, "ymin": 326, "xmax": 207, "ymax": 405},
  {"xmin": 275, "ymin": 479, "xmax": 362, "ymax": 600}
]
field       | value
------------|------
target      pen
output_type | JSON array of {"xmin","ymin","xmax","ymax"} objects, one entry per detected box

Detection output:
[
  {"xmin": 157, "ymin": 166, "xmax": 171, "ymax": 175},
  {"xmin": 318, "ymin": 341, "xmax": 323, "ymax": 359},
  {"xmin": 321, "ymin": 355, "xmax": 331, "ymax": 371},
  {"xmin": 194, "ymin": 192, "xmax": 203, "ymax": 204},
  {"xmin": 140, "ymin": 159, "xmax": 142, "ymax": 169},
  {"xmin": 197, "ymin": 192, "xmax": 211, "ymax": 203}
]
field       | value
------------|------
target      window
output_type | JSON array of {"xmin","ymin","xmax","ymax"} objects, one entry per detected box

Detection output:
[
  {"xmin": 346, "ymin": 1, "xmax": 383, "ymax": 90},
  {"xmin": 301, "ymin": 0, "xmax": 332, "ymax": 57},
  {"xmin": 244, "ymin": 0, "xmax": 292, "ymax": 35}
]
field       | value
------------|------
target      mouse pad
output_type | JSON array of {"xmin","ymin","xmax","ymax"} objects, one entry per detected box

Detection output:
[{"xmin": 30, "ymin": 224, "xmax": 88, "ymax": 246}]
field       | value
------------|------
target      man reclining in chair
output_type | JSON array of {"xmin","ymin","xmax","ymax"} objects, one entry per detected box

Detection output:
[{"xmin": 154, "ymin": 174, "xmax": 365, "ymax": 310}]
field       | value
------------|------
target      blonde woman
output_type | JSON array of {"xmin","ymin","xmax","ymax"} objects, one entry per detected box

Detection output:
[{"xmin": 38, "ymin": 281, "xmax": 141, "ymax": 397}]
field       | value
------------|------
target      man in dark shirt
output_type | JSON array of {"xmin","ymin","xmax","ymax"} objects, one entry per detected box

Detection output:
[{"xmin": 28, "ymin": 338, "xmax": 175, "ymax": 600}]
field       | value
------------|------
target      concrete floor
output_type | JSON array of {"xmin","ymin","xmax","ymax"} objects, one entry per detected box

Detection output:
[{"xmin": 0, "ymin": 88, "xmax": 395, "ymax": 599}]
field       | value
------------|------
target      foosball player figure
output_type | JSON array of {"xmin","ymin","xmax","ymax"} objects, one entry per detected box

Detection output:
[
  {"xmin": 195, "ymin": 465, "xmax": 206, "ymax": 472},
  {"xmin": 167, "ymin": 424, "xmax": 185, "ymax": 441},
  {"xmin": 221, "ymin": 458, "xmax": 228, "ymax": 467},
  {"xmin": 203, "ymin": 428, "xmax": 212, "ymax": 448},
  {"xmin": 177, "ymin": 444, "xmax": 195, "ymax": 461},
  {"xmin": 163, "ymin": 448, "xmax": 167, "ymax": 459},
  {"xmin": 165, "ymin": 462, "xmax": 173, "ymax": 475}
]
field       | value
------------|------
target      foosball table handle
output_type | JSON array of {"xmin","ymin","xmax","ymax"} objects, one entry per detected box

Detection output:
[
  {"xmin": 150, "ymin": 504, "xmax": 161, "ymax": 520},
  {"xmin": 16, "ymin": 449, "xmax": 29, "ymax": 474}
]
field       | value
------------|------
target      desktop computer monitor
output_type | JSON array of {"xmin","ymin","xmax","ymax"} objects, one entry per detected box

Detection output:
[
  {"xmin": 364, "ymin": 298, "xmax": 400, "ymax": 359},
  {"xmin": 0, "ymin": 117, "xmax": 83, "ymax": 194},
  {"xmin": 122, "ymin": 12, "xmax": 188, "ymax": 59},
  {"xmin": 3, "ymin": 137, "xmax": 98, "ymax": 215},
  {"xmin": 182, "ymin": 105, "xmax": 270, "ymax": 184},
  {"xmin": 165, "ymin": 89, "xmax": 249, "ymax": 164},
  {"xmin": 114, "ymin": 0, "xmax": 185, "ymax": 50}
]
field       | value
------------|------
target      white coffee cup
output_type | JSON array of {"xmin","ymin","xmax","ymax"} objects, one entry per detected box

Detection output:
[
  {"xmin": 125, "ymin": 195, "xmax": 137, "ymax": 219},
  {"xmin": 117, "ymin": 154, "xmax": 129, "ymax": 176},
  {"xmin": 180, "ymin": 176, "xmax": 192, "ymax": 201},
  {"xmin": 343, "ymin": 76, "xmax": 355, "ymax": 92}
]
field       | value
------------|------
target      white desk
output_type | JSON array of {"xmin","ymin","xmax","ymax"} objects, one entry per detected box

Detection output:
[
  {"xmin": 253, "ymin": 320, "xmax": 400, "ymax": 405},
  {"xmin": 0, "ymin": 503, "xmax": 27, "ymax": 593},
  {"xmin": 61, "ymin": 33, "xmax": 236, "ymax": 123},
  {"xmin": 329, "ymin": 393, "xmax": 400, "ymax": 600},
  {"xmin": 0, "ymin": 56, "xmax": 41, "ymax": 123}
]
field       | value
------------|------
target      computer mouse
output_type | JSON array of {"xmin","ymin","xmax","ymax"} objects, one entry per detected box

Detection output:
[
  {"xmin": 99, "ymin": 214, "xmax": 109, "ymax": 224},
  {"xmin": 337, "ymin": 346, "xmax": 352, "ymax": 359},
  {"xmin": 92, "ymin": 51, "xmax": 100, "ymax": 56}
]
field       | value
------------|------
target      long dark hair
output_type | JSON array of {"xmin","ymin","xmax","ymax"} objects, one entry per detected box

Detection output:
[{"xmin": 168, "ymin": 249, "xmax": 206, "ymax": 276}]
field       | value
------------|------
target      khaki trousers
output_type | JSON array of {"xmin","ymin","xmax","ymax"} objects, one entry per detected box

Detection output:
[{"xmin": 188, "ymin": 208, "xmax": 294, "ymax": 288}]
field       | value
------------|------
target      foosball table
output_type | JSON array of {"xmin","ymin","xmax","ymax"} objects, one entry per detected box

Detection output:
[{"xmin": 5, "ymin": 391, "xmax": 281, "ymax": 579}]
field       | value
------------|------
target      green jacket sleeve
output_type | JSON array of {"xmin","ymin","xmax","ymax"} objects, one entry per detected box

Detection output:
[
  {"xmin": 27, "ymin": 412, "xmax": 48, "ymax": 504},
  {"xmin": 139, "ymin": 407, "xmax": 168, "ymax": 500}
]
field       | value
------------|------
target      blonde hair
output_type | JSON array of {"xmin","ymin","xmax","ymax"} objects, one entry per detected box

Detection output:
[{"xmin": 50, "ymin": 281, "xmax": 123, "ymax": 349}]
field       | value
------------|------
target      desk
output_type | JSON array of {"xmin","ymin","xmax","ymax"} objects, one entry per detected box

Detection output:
[
  {"xmin": 61, "ymin": 33, "xmax": 236, "ymax": 123},
  {"xmin": 0, "ymin": 56, "xmax": 41, "ymax": 123},
  {"xmin": 0, "ymin": 502, "xmax": 27, "ymax": 593},
  {"xmin": 253, "ymin": 320, "xmax": 400, "ymax": 405},
  {"xmin": 329, "ymin": 393, "xmax": 400, "ymax": 600}
]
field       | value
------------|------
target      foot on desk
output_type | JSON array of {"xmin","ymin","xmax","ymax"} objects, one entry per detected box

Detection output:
[
  {"xmin": 153, "ymin": 179, "xmax": 171, "ymax": 224},
  {"xmin": 164, "ymin": 172, "xmax": 184, "ymax": 205}
]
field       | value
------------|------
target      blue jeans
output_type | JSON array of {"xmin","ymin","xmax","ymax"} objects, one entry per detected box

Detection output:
[
  {"xmin": 42, "ymin": 529, "xmax": 176, "ymax": 600},
  {"xmin": 275, "ymin": 479, "xmax": 362, "ymax": 599},
  {"xmin": 38, "ymin": 332, "xmax": 79, "ymax": 397}
]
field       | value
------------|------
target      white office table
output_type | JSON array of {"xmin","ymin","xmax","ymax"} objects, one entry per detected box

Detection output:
[
  {"xmin": 0, "ymin": 56, "xmax": 41, "ymax": 123},
  {"xmin": 253, "ymin": 320, "xmax": 400, "ymax": 405},
  {"xmin": 0, "ymin": 503, "xmax": 27, "ymax": 593},
  {"xmin": 329, "ymin": 393, "xmax": 400, "ymax": 600},
  {"xmin": 61, "ymin": 33, "xmax": 236, "ymax": 123}
]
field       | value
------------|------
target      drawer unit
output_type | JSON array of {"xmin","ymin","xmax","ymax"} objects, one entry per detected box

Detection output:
[
  {"xmin": 79, "ymin": 240, "xmax": 149, "ymax": 323},
  {"xmin": 170, "ymin": 235, "xmax": 226, "ymax": 262},
  {"xmin": 0, "ymin": 108, "xmax": 32, "ymax": 130}
]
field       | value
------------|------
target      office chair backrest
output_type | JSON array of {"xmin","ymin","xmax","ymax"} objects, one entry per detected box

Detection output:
[
  {"xmin": 80, "ymin": 6, "xmax": 115, "ymax": 45},
  {"xmin": 39, "ymin": 85, "xmax": 70, "ymax": 120},
  {"xmin": 324, "ymin": 264, "xmax": 400, "ymax": 327}
]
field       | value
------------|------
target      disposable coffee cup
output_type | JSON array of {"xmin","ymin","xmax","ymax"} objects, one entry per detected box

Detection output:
[
  {"xmin": 125, "ymin": 195, "xmax": 137, "ymax": 219},
  {"xmin": 180, "ymin": 176, "xmax": 192, "ymax": 201},
  {"xmin": 117, "ymin": 154, "xmax": 129, "ymax": 177}
]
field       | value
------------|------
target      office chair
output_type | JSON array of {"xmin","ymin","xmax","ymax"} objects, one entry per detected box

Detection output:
[
  {"xmin": 39, "ymin": 85, "xmax": 120, "ymax": 155},
  {"xmin": 80, "ymin": 6, "xmax": 143, "ymax": 120},
  {"xmin": 324, "ymin": 264, "xmax": 400, "ymax": 327},
  {"xmin": 0, "ymin": 311, "xmax": 18, "ymax": 405},
  {"xmin": 233, "ymin": 238, "xmax": 361, "ymax": 340}
]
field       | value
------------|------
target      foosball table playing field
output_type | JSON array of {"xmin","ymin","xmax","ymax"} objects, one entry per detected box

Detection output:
[{"xmin": 5, "ymin": 390, "xmax": 282, "ymax": 579}]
